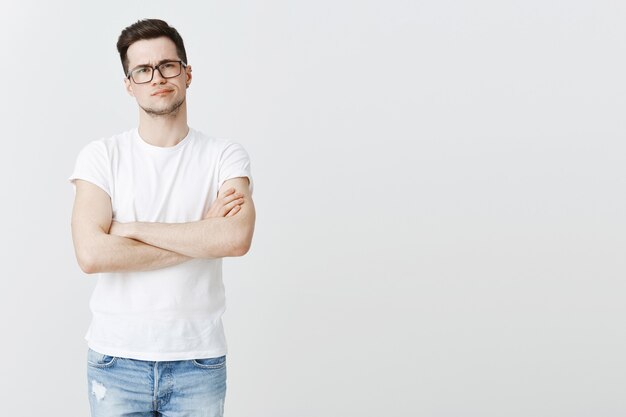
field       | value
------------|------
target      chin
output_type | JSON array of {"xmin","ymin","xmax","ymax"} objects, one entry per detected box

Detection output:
[{"xmin": 140, "ymin": 98, "xmax": 185, "ymax": 117}]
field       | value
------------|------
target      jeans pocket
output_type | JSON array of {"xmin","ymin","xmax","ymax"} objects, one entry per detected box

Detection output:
[
  {"xmin": 192, "ymin": 355, "xmax": 226, "ymax": 369},
  {"xmin": 87, "ymin": 348, "xmax": 118, "ymax": 368}
]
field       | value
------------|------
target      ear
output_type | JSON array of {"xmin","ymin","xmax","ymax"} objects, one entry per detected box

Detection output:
[
  {"xmin": 123, "ymin": 77, "xmax": 135, "ymax": 97},
  {"xmin": 185, "ymin": 65, "xmax": 192, "ymax": 88}
]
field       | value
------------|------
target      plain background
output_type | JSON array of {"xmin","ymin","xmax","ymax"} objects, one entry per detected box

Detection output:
[{"xmin": 1, "ymin": 0, "xmax": 624, "ymax": 415}]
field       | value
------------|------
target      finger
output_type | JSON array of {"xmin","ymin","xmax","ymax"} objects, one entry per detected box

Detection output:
[
  {"xmin": 220, "ymin": 198, "xmax": 244, "ymax": 216},
  {"xmin": 219, "ymin": 188, "xmax": 236, "ymax": 199},
  {"xmin": 222, "ymin": 192, "xmax": 243, "ymax": 204},
  {"xmin": 226, "ymin": 205, "xmax": 241, "ymax": 217},
  {"xmin": 225, "ymin": 198, "xmax": 244, "ymax": 211}
]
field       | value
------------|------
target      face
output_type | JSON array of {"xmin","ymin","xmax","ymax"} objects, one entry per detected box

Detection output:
[{"xmin": 124, "ymin": 36, "xmax": 192, "ymax": 117}]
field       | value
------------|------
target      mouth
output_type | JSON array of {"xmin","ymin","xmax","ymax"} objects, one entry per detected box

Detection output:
[{"xmin": 152, "ymin": 89, "xmax": 174, "ymax": 96}]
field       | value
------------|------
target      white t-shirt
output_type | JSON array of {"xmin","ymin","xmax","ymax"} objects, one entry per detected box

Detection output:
[{"xmin": 68, "ymin": 127, "xmax": 253, "ymax": 361}]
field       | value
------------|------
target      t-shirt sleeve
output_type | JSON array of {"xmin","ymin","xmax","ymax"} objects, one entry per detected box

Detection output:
[
  {"xmin": 217, "ymin": 142, "xmax": 254, "ymax": 196},
  {"xmin": 68, "ymin": 140, "xmax": 112, "ymax": 197}
]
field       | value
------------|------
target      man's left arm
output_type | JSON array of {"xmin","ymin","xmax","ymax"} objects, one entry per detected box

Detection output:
[{"xmin": 111, "ymin": 177, "xmax": 255, "ymax": 258}]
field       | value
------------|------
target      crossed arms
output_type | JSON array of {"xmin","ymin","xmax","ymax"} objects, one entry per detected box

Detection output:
[{"xmin": 70, "ymin": 177, "xmax": 255, "ymax": 274}]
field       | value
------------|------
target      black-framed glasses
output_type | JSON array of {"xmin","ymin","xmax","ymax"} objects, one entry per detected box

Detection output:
[{"xmin": 127, "ymin": 60, "xmax": 187, "ymax": 84}]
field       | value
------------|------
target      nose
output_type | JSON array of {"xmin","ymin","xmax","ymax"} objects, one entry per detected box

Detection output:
[{"xmin": 151, "ymin": 67, "xmax": 167, "ymax": 84}]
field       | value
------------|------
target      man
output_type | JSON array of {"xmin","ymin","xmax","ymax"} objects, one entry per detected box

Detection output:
[{"xmin": 68, "ymin": 19, "xmax": 255, "ymax": 416}]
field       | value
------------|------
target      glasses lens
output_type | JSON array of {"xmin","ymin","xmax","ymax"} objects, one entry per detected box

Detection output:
[
  {"xmin": 131, "ymin": 66, "xmax": 153, "ymax": 84},
  {"xmin": 130, "ymin": 62, "xmax": 182, "ymax": 83},
  {"xmin": 158, "ymin": 62, "xmax": 182, "ymax": 78}
]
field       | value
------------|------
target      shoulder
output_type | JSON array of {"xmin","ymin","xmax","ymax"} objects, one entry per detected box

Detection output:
[
  {"xmin": 102, "ymin": 128, "xmax": 135, "ymax": 151},
  {"xmin": 191, "ymin": 128, "xmax": 229, "ymax": 149},
  {"xmin": 78, "ymin": 129, "xmax": 133, "ymax": 156},
  {"xmin": 192, "ymin": 128, "xmax": 247, "ymax": 148}
]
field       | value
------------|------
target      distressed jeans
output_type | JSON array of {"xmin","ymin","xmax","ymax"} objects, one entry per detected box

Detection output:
[{"xmin": 87, "ymin": 347, "xmax": 227, "ymax": 417}]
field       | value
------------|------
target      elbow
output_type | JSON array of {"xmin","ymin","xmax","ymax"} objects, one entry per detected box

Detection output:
[
  {"xmin": 231, "ymin": 240, "xmax": 252, "ymax": 257},
  {"xmin": 229, "ymin": 229, "xmax": 254, "ymax": 257},
  {"xmin": 72, "ymin": 231, "xmax": 110, "ymax": 274},
  {"xmin": 76, "ymin": 251, "xmax": 100, "ymax": 274},
  {"xmin": 83, "ymin": 266, "xmax": 99, "ymax": 275},
  {"xmin": 78, "ymin": 259, "xmax": 98, "ymax": 274}
]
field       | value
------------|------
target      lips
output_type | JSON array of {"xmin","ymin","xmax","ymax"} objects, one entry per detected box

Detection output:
[{"xmin": 152, "ymin": 89, "xmax": 174, "ymax": 96}]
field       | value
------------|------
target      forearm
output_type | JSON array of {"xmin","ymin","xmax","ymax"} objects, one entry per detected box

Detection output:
[
  {"xmin": 79, "ymin": 233, "xmax": 192, "ymax": 274},
  {"xmin": 110, "ymin": 181, "xmax": 255, "ymax": 259},
  {"xmin": 125, "ymin": 217, "xmax": 242, "ymax": 259}
]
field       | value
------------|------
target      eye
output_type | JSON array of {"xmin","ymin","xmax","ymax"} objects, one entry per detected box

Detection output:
[{"xmin": 161, "ymin": 63, "xmax": 175, "ymax": 69}]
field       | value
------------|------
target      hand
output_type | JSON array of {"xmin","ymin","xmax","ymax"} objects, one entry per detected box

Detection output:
[{"xmin": 204, "ymin": 187, "xmax": 244, "ymax": 219}]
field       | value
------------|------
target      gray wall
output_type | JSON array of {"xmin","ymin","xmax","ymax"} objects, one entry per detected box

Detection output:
[{"xmin": 1, "ymin": 0, "xmax": 624, "ymax": 415}]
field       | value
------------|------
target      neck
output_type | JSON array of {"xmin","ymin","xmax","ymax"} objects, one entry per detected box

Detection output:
[{"xmin": 137, "ymin": 101, "xmax": 189, "ymax": 147}]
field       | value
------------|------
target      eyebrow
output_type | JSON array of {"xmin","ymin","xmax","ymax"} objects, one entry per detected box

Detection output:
[{"xmin": 129, "ymin": 59, "xmax": 180, "ymax": 72}]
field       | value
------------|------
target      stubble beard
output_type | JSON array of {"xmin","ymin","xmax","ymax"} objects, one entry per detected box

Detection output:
[{"xmin": 140, "ymin": 95, "xmax": 186, "ymax": 118}]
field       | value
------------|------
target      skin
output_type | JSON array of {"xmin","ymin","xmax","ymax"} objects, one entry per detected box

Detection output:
[
  {"xmin": 70, "ymin": 36, "xmax": 256, "ymax": 273},
  {"xmin": 123, "ymin": 37, "xmax": 192, "ymax": 147}
]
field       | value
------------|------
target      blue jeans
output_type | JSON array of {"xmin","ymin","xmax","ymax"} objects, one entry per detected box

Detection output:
[{"xmin": 87, "ymin": 348, "xmax": 227, "ymax": 417}]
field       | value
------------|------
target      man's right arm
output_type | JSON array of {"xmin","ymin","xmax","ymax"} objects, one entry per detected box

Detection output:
[{"xmin": 70, "ymin": 179, "xmax": 192, "ymax": 274}]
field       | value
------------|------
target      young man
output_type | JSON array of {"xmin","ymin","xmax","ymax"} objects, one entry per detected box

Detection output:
[{"xmin": 69, "ymin": 19, "xmax": 255, "ymax": 416}]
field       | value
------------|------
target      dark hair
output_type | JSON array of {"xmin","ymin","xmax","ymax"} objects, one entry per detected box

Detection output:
[{"xmin": 116, "ymin": 19, "xmax": 188, "ymax": 76}]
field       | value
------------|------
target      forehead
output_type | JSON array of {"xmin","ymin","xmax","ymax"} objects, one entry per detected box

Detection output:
[{"xmin": 126, "ymin": 37, "xmax": 179, "ymax": 67}]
